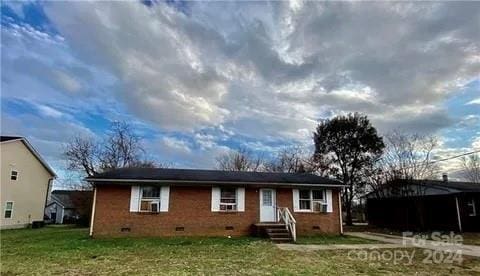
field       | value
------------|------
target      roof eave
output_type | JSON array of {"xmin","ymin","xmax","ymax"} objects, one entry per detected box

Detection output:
[{"xmin": 85, "ymin": 178, "xmax": 346, "ymax": 187}]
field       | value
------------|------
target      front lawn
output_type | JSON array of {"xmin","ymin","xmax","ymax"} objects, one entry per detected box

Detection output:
[
  {"xmin": 462, "ymin": 233, "xmax": 480, "ymax": 246},
  {"xmin": 1, "ymin": 227, "xmax": 479, "ymax": 275}
]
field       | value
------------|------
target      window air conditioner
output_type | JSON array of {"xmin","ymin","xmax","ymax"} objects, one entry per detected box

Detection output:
[
  {"xmin": 150, "ymin": 202, "xmax": 160, "ymax": 213},
  {"xmin": 313, "ymin": 202, "xmax": 328, "ymax": 212}
]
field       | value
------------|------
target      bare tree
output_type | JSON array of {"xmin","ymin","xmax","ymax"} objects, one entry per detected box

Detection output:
[
  {"xmin": 367, "ymin": 132, "xmax": 440, "ymax": 229},
  {"xmin": 265, "ymin": 146, "xmax": 323, "ymax": 173},
  {"xmin": 265, "ymin": 147, "xmax": 305, "ymax": 173},
  {"xmin": 368, "ymin": 132, "xmax": 440, "ymax": 198},
  {"xmin": 64, "ymin": 136, "xmax": 99, "ymax": 177},
  {"xmin": 64, "ymin": 121, "xmax": 157, "ymax": 183},
  {"xmin": 215, "ymin": 147, "xmax": 264, "ymax": 172},
  {"xmin": 99, "ymin": 122, "xmax": 146, "ymax": 171},
  {"xmin": 380, "ymin": 132, "xmax": 439, "ymax": 182},
  {"xmin": 460, "ymin": 154, "xmax": 480, "ymax": 183}
]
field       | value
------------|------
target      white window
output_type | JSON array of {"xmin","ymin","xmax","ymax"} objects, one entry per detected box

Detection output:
[
  {"xmin": 211, "ymin": 187, "xmax": 245, "ymax": 212},
  {"xmin": 299, "ymin": 190, "xmax": 311, "ymax": 210},
  {"xmin": 4, "ymin": 202, "xmax": 13, "ymax": 218},
  {"xmin": 140, "ymin": 186, "xmax": 161, "ymax": 212},
  {"xmin": 467, "ymin": 199, "xmax": 477, "ymax": 217},
  {"xmin": 10, "ymin": 170, "xmax": 18, "ymax": 181},
  {"xmin": 298, "ymin": 189, "xmax": 326, "ymax": 211},
  {"xmin": 220, "ymin": 188, "xmax": 237, "ymax": 211}
]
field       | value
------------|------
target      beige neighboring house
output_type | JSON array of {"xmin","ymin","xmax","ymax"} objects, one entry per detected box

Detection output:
[{"xmin": 1, "ymin": 136, "xmax": 56, "ymax": 229}]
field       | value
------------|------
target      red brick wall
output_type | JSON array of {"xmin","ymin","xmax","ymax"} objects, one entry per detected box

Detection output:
[
  {"xmin": 276, "ymin": 188, "xmax": 341, "ymax": 235},
  {"xmin": 92, "ymin": 184, "xmax": 341, "ymax": 237}
]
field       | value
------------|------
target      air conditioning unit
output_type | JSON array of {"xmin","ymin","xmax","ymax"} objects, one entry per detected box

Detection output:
[
  {"xmin": 313, "ymin": 202, "xmax": 328, "ymax": 213},
  {"xmin": 150, "ymin": 202, "xmax": 160, "ymax": 213}
]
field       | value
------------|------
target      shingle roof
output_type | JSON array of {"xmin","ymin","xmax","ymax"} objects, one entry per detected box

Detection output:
[
  {"xmin": 409, "ymin": 179, "xmax": 480, "ymax": 193},
  {"xmin": 0, "ymin": 136, "xmax": 23, "ymax": 142},
  {"xmin": 366, "ymin": 179, "xmax": 480, "ymax": 198},
  {"xmin": 86, "ymin": 167, "xmax": 344, "ymax": 187},
  {"xmin": 50, "ymin": 190, "xmax": 93, "ymax": 209}
]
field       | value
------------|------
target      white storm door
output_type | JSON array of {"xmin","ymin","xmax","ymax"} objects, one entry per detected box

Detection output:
[{"xmin": 260, "ymin": 189, "xmax": 276, "ymax": 222}]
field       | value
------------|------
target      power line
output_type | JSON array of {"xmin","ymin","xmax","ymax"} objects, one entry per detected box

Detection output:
[
  {"xmin": 431, "ymin": 149, "xmax": 480, "ymax": 165},
  {"xmin": 391, "ymin": 149, "xmax": 480, "ymax": 170}
]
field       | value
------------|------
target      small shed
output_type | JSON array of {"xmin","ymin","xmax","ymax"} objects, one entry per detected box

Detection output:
[{"xmin": 45, "ymin": 190, "xmax": 93, "ymax": 225}]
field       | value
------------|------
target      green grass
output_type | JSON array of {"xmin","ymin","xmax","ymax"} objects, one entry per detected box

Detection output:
[
  {"xmin": 1, "ymin": 227, "xmax": 480, "ymax": 275},
  {"xmin": 296, "ymin": 235, "xmax": 382, "ymax": 245},
  {"xmin": 462, "ymin": 233, "xmax": 480, "ymax": 246}
]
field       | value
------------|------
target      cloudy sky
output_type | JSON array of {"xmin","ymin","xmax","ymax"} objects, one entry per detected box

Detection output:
[{"xmin": 1, "ymin": 1, "xmax": 479, "ymax": 187}]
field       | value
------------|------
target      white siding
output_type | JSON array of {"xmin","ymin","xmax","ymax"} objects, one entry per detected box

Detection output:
[{"xmin": 1, "ymin": 140, "xmax": 53, "ymax": 229}]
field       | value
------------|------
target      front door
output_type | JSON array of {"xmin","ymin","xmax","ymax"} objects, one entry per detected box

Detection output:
[{"xmin": 260, "ymin": 189, "xmax": 276, "ymax": 222}]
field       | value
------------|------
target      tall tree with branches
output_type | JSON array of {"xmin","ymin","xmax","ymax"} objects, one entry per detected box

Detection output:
[
  {"xmin": 215, "ymin": 147, "xmax": 264, "ymax": 172},
  {"xmin": 368, "ymin": 132, "xmax": 440, "ymax": 198},
  {"xmin": 461, "ymin": 153, "xmax": 480, "ymax": 183},
  {"xmin": 265, "ymin": 146, "xmax": 316, "ymax": 173},
  {"xmin": 313, "ymin": 113, "xmax": 384, "ymax": 226},
  {"xmin": 64, "ymin": 122, "xmax": 157, "ymax": 184},
  {"xmin": 366, "ymin": 132, "xmax": 440, "ymax": 229},
  {"xmin": 382, "ymin": 132, "xmax": 439, "ymax": 181}
]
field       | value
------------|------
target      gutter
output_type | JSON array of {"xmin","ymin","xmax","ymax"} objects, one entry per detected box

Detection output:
[{"xmin": 89, "ymin": 186, "xmax": 97, "ymax": 237}]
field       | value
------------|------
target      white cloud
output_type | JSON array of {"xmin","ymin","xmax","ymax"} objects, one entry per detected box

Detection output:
[
  {"xmin": 160, "ymin": 136, "xmax": 192, "ymax": 154},
  {"xmin": 473, "ymin": 136, "xmax": 480, "ymax": 149},
  {"xmin": 36, "ymin": 104, "xmax": 63, "ymax": 119},
  {"xmin": 40, "ymin": 1, "xmax": 479, "ymax": 139},
  {"xmin": 466, "ymin": 98, "xmax": 480, "ymax": 105},
  {"xmin": 150, "ymin": 135, "xmax": 230, "ymax": 168},
  {"xmin": 2, "ymin": 1, "xmax": 479, "ymax": 174}
]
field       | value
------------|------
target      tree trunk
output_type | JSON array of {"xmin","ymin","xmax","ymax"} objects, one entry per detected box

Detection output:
[
  {"xmin": 345, "ymin": 201, "xmax": 353, "ymax": 226},
  {"xmin": 343, "ymin": 183, "xmax": 354, "ymax": 226}
]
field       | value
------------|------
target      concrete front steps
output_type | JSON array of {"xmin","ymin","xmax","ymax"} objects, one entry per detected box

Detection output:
[{"xmin": 255, "ymin": 223, "xmax": 293, "ymax": 243}]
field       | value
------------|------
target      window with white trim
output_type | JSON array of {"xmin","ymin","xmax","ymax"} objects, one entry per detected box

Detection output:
[
  {"xmin": 220, "ymin": 188, "xmax": 237, "ymax": 211},
  {"xmin": 4, "ymin": 202, "xmax": 13, "ymax": 218},
  {"xmin": 140, "ymin": 186, "xmax": 161, "ymax": 212},
  {"xmin": 10, "ymin": 170, "xmax": 18, "ymax": 181},
  {"xmin": 299, "ymin": 189, "xmax": 326, "ymax": 211},
  {"xmin": 467, "ymin": 199, "xmax": 477, "ymax": 217}
]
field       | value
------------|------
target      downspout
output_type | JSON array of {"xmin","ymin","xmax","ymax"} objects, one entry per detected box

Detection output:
[
  {"xmin": 455, "ymin": 196, "xmax": 462, "ymax": 233},
  {"xmin": 89, "ymin": 186, "xmax": 97, "ymax": 237},
  {"xmin": 338, "ymin": 190, "xmax": 343, "ymax": 234}
]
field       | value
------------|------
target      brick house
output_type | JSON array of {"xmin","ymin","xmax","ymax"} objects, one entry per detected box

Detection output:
[{"xmin": 86, "ymin": 168, "xmax": 345, "ymax": 241}]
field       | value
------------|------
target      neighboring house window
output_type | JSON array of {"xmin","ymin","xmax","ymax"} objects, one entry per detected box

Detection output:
[
  {"xmin": 10, "ymin": 170, "xmax": 18, "ymax": 181},
  {"xmin": 4, "ymin": 202, "xmax": 13, "ymax": 218},
  {"xmin": 467, "ymin": 199, "xmax": 477, "ymax": 217},
  {"xmin": 299, "ymin": 189, "xmax": 326, "ymax": 211},
  {"xmin": 220, "ymin": 188, "xmax": 237, "ymax": 211},
  {"xmin": 140, "ymin": 186, "xmax": 161, "ymax": 212}
]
